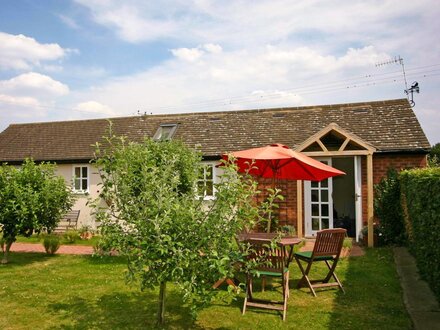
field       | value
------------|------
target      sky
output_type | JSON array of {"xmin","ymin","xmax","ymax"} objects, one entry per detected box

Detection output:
[{"xmin": 0, "ymin": 0, "xmax": 439, "ymax": 144}]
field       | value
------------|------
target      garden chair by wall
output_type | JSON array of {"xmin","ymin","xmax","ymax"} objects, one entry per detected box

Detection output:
[
  {"xmin": 294, "ymin": 228, "xmax": 346, "ymax": 297},
  {"xmin": 54, "ymin": 210, "xmax": 80, "ymax": 233},
  {"xmin": 242, "ymin": 238, "xmax": 290, "ymax": 321}
]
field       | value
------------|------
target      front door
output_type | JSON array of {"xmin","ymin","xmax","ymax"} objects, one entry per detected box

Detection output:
[{"xmin": 304, "ymin": 158, "xmax": 333, "ymax": 237}]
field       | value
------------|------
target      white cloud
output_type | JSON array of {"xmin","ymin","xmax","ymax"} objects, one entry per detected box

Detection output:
[
  {"xmin": 72, "ymin": 45, "xmax": 391, "ymax": 116},
  {"xmin": 0, "ymin": 94, "xmax": 40, "ymax": 108},
  {"xmin": 171, "ymin": 47, "xmax": 204, "ymax": 62},
  {"xmin": 74, "ymin": 101, "xmax": 115, "ymax": 115},
  {"xmin": 58, "ymin": 14, "xmax": 80, "ymax": 29},
  {"xmin": 0, "ymin": 32, "xmax": 69, "ymax": 70},
  {"xmin": 0, "ymin": 94, "xmax": 46, "ymax": 119},
  {"xmin": 203, "ymin": 43, "xmax": 222, "ymax": 54},
  {"xmin": 75, "ymin": 1, "xmax": 176, "ymax": 43},
  {"xmin": 171, "ymin": 43, "xmax": 223, "ymax": 61},
  {"xmin": 0, "ymin": 72, "xmax": 69, "ymax": 97},
  {"xmin": 0, "ymin": 73, "xmax": 69, "ymax": 123}
]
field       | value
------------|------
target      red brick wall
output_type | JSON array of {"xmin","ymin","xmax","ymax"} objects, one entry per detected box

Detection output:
[
  {"xmin": 361, "ymin": 153, "xmax": 427, "ymax": 225},
  {"xmin": 255, "ymin": 177, "xmax": 298, "ymax": 230},
  {"xmin": 255, "ymin": 153, "xmax": 427, "ymax": 232}
]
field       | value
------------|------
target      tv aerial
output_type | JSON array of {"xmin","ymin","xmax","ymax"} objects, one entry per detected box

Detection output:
[{"xmin": 375, "ymin": 55, "xmax": 420, "ymax": 106}]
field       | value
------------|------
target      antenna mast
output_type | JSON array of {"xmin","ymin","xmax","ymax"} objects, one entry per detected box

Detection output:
[{"xmin": 375, "ymin": 55, "xmax": 419, "ymax": 106}]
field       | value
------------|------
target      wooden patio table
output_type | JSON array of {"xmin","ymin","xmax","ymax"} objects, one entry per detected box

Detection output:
[
  {"xmin": 213, "ymin": 233, "xmax": 301, "ymax": 289},
  {"xmin": 238, "ymin": 233, "xmax": 302, "ymax": 268}
]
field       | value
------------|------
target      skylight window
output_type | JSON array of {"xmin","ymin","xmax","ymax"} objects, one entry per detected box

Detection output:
[{"xmin": 153, "ymin": 124, "xmax": 177, "ymax": 141}]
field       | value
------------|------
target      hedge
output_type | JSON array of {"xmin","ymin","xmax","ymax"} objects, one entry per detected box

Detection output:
[{"xmin": 400, "ymin": 167, "xmax": 440, "ymax": 300}]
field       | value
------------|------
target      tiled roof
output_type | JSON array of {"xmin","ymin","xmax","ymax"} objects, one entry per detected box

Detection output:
[{"xmin": 0, "ymin": 98, "xmax": 430, "ymax": 162}]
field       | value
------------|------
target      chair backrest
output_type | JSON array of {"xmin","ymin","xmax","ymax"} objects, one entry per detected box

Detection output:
[
  {"xmin": 312, "ymin": 228, "xmax": 346, "ymax": 258},
  {"xmin": 244, "ymin": 239, "xmax": 287, "ymax": 274}
]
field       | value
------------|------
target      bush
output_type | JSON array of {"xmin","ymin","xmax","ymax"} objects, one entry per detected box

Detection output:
[
  {"xmin": 43, "ymin": 235, "xmax": 61, "ymax": 254},
  {"xmin": 400, "ymin": 167, "xmax": 440, "ymax": 300},
  {"xmin": 374, "ymin": 168, "xmax": 406, "ymax": 245},
  {"xmin": 63, "ymin": 230, "xmax": 80, "ymax": 243},
  {"xmin": 44, "ymin": 235, "xmax": 61, "ymax": 254}
]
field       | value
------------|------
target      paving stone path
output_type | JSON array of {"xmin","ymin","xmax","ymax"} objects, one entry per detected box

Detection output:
[{"xmin": 11, "ymin": 242, "xmax": 94, "ymax": 255}]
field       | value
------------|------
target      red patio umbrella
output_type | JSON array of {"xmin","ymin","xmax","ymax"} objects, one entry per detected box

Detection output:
[
  {"xmin": 223, "ymin": 143, "xmax": 345, "ymax": 181},
  {"xmin": 222, "ymin": 143, "xmax": 345, "ymax": 232}
]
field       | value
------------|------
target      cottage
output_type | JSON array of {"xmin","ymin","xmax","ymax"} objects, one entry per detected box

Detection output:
[{"xmin": 0, "ymin": 98, "xmax": 430, "ymax": 244}]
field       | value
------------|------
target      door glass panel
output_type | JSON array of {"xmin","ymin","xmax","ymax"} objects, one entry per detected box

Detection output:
[
  {"xmin": 311, "ymin": 190, "xmax": 319, "ymax": 202},
  {"xmin": 306, "ymin": 158, "xmax": 334, "ymax": 236},
  {"xmin": 321, "ymin": 190, "xmax": 328, "ymax": 202},
  {"xmin": 321, "ymin": 204, "xmax": 329, "ymax": 217},
  {"xmin": 312, "ymin": 204, "xmax": 319, "ymax": 216},
  {"xmin": 312, "ymin": 218, "xmax": 320, "ymax": 230}
]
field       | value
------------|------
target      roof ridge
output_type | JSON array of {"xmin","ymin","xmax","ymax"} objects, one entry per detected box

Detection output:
[{"xmin": 5, "ymin": 98, "xmax": 409, "ymax": 128}]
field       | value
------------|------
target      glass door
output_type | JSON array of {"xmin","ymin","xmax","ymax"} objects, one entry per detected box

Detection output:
[{"xmin": 304, "ymin": 158, "xmax": 334, "ymax": 236}]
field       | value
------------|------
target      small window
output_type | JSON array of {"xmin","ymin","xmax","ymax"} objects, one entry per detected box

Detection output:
[
  {"xmin": 73, "ymin": 165, "xmax": 89, "ymax": 193},
  {"xmin": 153, "ymin": 124, "xmax": 177, "ymax": 141},
  {"xmin": 197, "ymin": 163, "xmax": 215, "ymax": 199}
]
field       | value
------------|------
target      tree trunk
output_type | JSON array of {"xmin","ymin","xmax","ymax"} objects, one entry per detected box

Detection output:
[
  {"xmin": 1, "ymin": 241, "xmax": 13, "ymax": 264},
  {"xmin": 157, "ymin": 281, "xmax": 167, "ymax": 325}
]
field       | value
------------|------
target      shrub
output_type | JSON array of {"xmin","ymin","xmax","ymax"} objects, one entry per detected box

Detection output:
[
  {"xmin": 63, "ymin": 230, "xmax": 80, "ymax": 243},
  {"xmin": 400, "ymin": 167, "xmax": 440, "ymax": 300},
  {"xmin": 374, "ymin": 168, "xmax": 406, "ymax": 245},
  {"xmin": 0, "ymin": 159, "xmax": 75, "ymax": 263},
  {"xmin": 43, "ymin": 235, "xmax": 61, "ymax": 254}
]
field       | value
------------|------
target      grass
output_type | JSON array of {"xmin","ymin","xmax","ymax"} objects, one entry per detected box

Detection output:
[
  {"xmin": 0, "ymin": 248, "xmax": 411, "ymax": 329},
  {"xmin": 15, "ymin": 234, "xmax": 100, "ymax": 246}
]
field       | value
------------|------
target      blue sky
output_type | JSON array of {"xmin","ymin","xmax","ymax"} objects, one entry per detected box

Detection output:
[{"xmin": 0, "ymin": 0, "xmax": 439, "ymax": 144}]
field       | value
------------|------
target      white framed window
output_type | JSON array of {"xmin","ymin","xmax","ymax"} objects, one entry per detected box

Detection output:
[
  {"xmin": 72, "ymin": 165, "xmax": 89, "ymax": 193},
  {"xmin": 197, "ymin": 162, "xmax": 216, "ymax": 200}
]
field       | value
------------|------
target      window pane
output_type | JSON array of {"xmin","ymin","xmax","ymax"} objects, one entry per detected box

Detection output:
[
  {"xmin": 197, "ymin": 181, "xmax": 204, "ymax": 196},
  {"xmin": 322, "ymin": 218, "xmax": 329, "ymax": 229},
  {"xmin": 311, "ymin": 190, "xmax": 319, "ymax": 202},
  {"xmin": 75, "ymin": 167, "xmax": 80, "ymax": 177},
  {"xmin": 82, "ymin": 167, "xmax": 88, "ymax": 178},
  {"xmin": 321, "ymin": 204, "xmax": 329, "ymax": 217},
  {"xmin": 312, "ymin": 204, "xmax": 319, "ymax": 216},
  {"xmin": 312, "ymin": 218, "xmax": 320, "ymax": 231},
  {"xmin": 321, "ymin": 190, "xmax": 328, "ymax": 202},
  {"xmin": 311, "ymin": 181, "xmax": 318, "ymax": 188},
  {"xmin": 206, "ymin": 165, "xmax": 213, "ymax": 180},
  {"xmin": 82, "ymin": 179, "xmax": 88, "ymax": 190},
  {"xmin": 206, "ymin": 181, "xmax": 213, "ymax": 196},
  {"xmin": 74, "ymin": 178, "xmax": 81, "ymax": 190},
  {"xmin": 321, "ymin": 179, "xmax": 328, "ymax": 188}
]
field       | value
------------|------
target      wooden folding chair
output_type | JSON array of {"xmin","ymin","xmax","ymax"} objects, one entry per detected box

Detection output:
[
  {"xmin": 294, "ymin": 228, "xmax": 346, "ymax": 297},
  {"xmin": 242, "ymin": 239, "xmax": 290, "ymax": 321}
]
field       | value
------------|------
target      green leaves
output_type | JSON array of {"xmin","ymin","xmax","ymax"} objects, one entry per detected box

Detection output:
[
  {"xmin": 400, "ymin": 167, "xmax": 440, "ymax": 300},
  {"xmin": 0, "ymin": 159, "xmax": 75, "ymax": 262},
  {"xmin": 374, "ymin": 168, "xmax": 406, "ymax": 245},
  {"xmin": 91, "ymin": 129, "xmax": 268, "ymax": 321}
]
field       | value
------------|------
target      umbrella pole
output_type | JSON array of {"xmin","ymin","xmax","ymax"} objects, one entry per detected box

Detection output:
[{"xmin": 266, "ymin": 173, "xmax": 277, "ymax": 233}]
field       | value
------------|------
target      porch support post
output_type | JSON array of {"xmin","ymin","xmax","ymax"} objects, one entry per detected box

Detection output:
[
  {"xmin": 297, "ymin": 180, "xmax": 303, "ymax": 238},
  {"xmin": 367, "ymin": 153, "xmax": 374, "ymax": 247}
]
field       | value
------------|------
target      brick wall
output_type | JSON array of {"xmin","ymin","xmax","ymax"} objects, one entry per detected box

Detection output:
[
  {"xmin": 360, "ymin": 153, "xmax": 427, "ymax": 225},
  {"xmin": 255, "ymin": 153, "xmax": 427, "ymax": 232}
]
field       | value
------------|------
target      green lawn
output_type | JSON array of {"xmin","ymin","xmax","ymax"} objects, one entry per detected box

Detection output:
[
  {"xmin": 0, "ymin": 248, "xmax": 411, "ymax": 329},
  {"xmin": 15, "ymin": 234, "xmax": 100, "ymax": 246}
]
